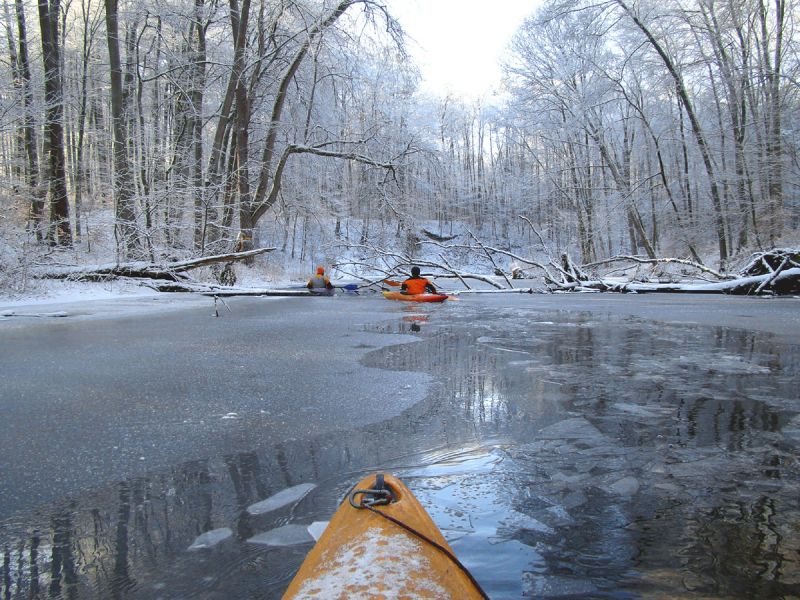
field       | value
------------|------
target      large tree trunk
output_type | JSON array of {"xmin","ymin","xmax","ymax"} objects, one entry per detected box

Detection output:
[
  {"xmin": 105, "ymin": 0, "xmax": 141, "ymax": 258},
  {"xmin": 9, "ymin": 0, "xmax": 45, "ymax": 240},
  {"xmin": 229, "ymin": 0, "xmax": 253, "ymax": 250},
  {"xmin": 191, "ymin": 0, "xmax": 208, "ymax": 252},
  {"xmin": 203, "ymin": 0, "xmax": 253, "ymax": 253},
  {"xmin": 758, "ymin": 0, "xmax": 785, "ymax": 245},
  {"xmin": 73, "ymin": 0, "xmax": 100, "ymax": 244},
  {"xmin": 37, "ymin": 0, "xmax": 71, "ymax": 246}
]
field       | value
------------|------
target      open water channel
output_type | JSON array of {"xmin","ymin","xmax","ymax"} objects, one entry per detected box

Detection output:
[{"xmin": 1, "ymin": 292, "xmax": 798, "ymax": 598}]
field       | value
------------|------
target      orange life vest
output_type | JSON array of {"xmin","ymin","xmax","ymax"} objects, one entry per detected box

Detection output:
[{"xmin": 402, "ymin": 277, "xmax": 433, "ymax": 295}]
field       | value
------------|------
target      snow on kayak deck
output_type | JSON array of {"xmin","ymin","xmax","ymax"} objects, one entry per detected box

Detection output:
[{"xmin": 293, "ymin": 526, "xmax": 448, "ymax": 598}]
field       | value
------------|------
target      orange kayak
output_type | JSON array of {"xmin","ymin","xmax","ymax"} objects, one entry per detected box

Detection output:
[
  {"xmin": 382, "ymin": 291, "xmax": 449, "ymax": 303},
  {"xmin": 282, "ymin": 473, "xmax": 486, "ymax": 599}
]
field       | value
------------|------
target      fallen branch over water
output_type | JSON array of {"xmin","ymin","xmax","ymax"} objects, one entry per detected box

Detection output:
[
  {"xmin": 552, "ymin": 250, "xmax": 800, "ymax": 295},
  {"xmin": 552, "ymin": 268, "xmax": 800, "ymax": 295},
  {"xmin": 34, "ymin": 248, "xmax": 276, "ymax": 282},
  {"xmin": 143, "ymin": 280, "xmax": 312, "ymax": 296},
  {"xmin": 451, "ymin": 288, "xmax": 538, "ymax": 295},
  {"xmin": 334, "ymin": 231, "xmax": 799, "ymax": 297}
]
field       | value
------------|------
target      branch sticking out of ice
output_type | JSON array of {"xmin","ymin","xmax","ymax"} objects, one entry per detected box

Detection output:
[
  {"xmin": 187, "ymin": 527, "xmax": 232, "ymax": 550},
  {"xmin": 0, "ymin": 310, "xmax": 69, "ymax": 318},
  {"xmin": 246, "ymin": 482, "xmax": 316, "ymax": 515}
]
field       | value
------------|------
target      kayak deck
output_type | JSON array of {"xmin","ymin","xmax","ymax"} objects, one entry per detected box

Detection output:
[
  {"xmin": 382, "ymin": 291, "xmax": 449, "ymax": 303},
  {"xmin": 282, "ymin": 473, "xmax": 485, "ymax": 599}
]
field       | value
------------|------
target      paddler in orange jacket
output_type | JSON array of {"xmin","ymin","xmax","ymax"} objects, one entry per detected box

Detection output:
[
  {"xmin": 401, "ymin": 266, "xmax": 437, "ymax": 295},
  {"xmin": 307, "ymin": 266, "xmax": 334, "ymax": 295}
]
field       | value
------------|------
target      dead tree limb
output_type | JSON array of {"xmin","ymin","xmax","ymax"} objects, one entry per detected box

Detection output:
[
  {"xmin": 468, "ymin": 230, "xmax": 513, "ymax": 287},
  {"xmin": 549, "ymin": 268, "xmax": 800, "ymax": 295},
  {"xmin": 34, "ymin": 248, "xmax": 276, "ymax": 282},
  {"xmin": 166, "ymin": 248, "xmax": 276, "ymax": 272},
  {"xmin": 142, "ymin": 281, "xmax": 312, "ymax": 296},
  {"xmin": 520, "ymin": 216, "xmax": 553, "ymax": 261},
  {"xmin": 581, "ymin": 255, "xmax": 728, "ymax": 280},
  {"xmin": 420, "ymin": 228, "xmax": 457, "ymax": 242}
]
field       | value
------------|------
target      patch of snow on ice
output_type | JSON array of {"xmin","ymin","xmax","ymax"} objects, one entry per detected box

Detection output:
[
  {"xmin": 247, "ymin": 482, "xmax": 316, "ymax": 515},
  {"xmin": 708, "ymin": 354, "xmax": 772, "ymax": 375},
  {"xmin": 294, "ymin": 527, "xmax": 447, "ymax": 598}
]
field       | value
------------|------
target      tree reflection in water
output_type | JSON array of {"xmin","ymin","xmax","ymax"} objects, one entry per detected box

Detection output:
[{"xmin": 1, "ymin": 306, "xmax": 798, "ymax": 598}]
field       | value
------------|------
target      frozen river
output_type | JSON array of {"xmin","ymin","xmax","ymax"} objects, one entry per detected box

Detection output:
[{"xmin": 1, "ymin": 291, "xmax": 798, "ymax": 598}]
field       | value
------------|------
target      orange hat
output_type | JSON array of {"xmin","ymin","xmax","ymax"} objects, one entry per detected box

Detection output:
[{"xmin": 316, "ymin": 266, "xmax": 325, "ymax": 274}]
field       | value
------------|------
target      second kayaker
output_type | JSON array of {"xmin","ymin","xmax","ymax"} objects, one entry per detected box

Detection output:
[{"xmin": 307, "ymin": 266, "xmax": 334, "ymax": 295}]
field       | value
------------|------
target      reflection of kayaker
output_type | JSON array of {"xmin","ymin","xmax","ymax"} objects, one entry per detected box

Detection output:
[
  {"xmin": 401, "ymin": 266, "xmax": 437, "ymax": 295},
  {"xmin": 282, "ymin": 473, "xmax": 488, "ymax": 599},
  {"xmin": 307, "ymin": 266, "xmax": 334, "ymax": 295},
  {"xmin": 403, "ymin": 314, "xmax": 429, "ymax": 332}
]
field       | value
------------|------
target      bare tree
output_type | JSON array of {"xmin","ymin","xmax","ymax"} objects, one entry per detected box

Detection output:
[
  {"xmin": 5, "ymin": 0, "xmax": 44, "ymax": 239},
  {"xmin": 238, "ymin": 0, "xmax": 404, "ymax": 249},
  {"xmin": 38, "ymin": 0, "xmax": 71, "ymax": 245},
  {"xmin": 614, "ymin": 0, "xmax": 728, "ymax": 264},
  {"xmin": 105, "ymin": 0, "xmax": 141, "ymax": 258}
]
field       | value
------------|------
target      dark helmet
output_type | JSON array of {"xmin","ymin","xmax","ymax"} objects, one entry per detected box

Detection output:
[{"xmin": 411, "ymin": 266, "xmax": 420, "ymax": 277}]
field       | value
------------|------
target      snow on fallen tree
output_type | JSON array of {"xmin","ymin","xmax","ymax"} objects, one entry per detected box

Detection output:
[
  {"xmin": 141, "ymin": 281, "xmax": 312, "ymax": 296},
  {"xmin": 33, "ymin": 248, "xmax": 276, "ymax": 284},
  {"xmin": 331, "ymin": 242, "xmax": 508, "ymax": 290},
  {"xmin": 551, "ymin": 249, "xmax": 800, "ymax": 295},
  {"xmin": 334, "ymin": 224, "xmax": 799, "ymax": 296},
  {"xmin": 551, "ymin": 267, "xmax": 800, "ymax": 295},
  {"xmin": 33, "ymin": 248, "xmax": 275, "ymax": 293}
]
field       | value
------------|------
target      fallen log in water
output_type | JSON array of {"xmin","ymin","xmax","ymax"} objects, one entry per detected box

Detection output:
[
  {"xmin": 549, "ymin": 249, "xmax": 800, "ymax": 296},
  {"xmin": 34, "ymin": 248, "xmax": 276, "ymax": 282},
  {"xmin": 140, "ymin": 279, "xmax": 312, "ymax": 296},
  {"xmin": 554, "ymin": 267, "xmax": 800, "ymax": 295},
  {"xmin": 450, "ymin": 288, "xmax": 539, "ymax": 295}
]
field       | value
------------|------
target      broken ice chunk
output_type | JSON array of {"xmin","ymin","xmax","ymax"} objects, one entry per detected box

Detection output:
[
  {"xmin": 307, "ymin": 521, "xmax": 328, "ymax": 541},
  {"xmin": 187, "ymin": 527, "xmax": 232, "ymax": 550},
  {"xmin": 247, "ymin": 524, "xmax": 314, "ymax": 546},
  {"xmin": 604, "ymin": 476, "xmax": 640, "ymax": 496},
  {"xmin": 246, "ymin": 483, "xmax": 316, "ymax": 515}
]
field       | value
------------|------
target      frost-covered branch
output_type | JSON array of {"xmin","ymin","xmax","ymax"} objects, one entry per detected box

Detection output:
[
  {"xmin": 581, "ymin": 255, "xmax": 729, "ymax": 280},
  {"xmin": 468, "ymin": 230, "xmax": 513, "ymax": 288},
  {"xmin": 34, "ymin": 248, "xmax": 275, "ymax": 282}
]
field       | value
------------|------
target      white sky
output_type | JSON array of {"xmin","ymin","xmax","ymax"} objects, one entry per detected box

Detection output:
[{"xmin": 386, "ymin": 0, "xmax": 539, "ymax": 100}]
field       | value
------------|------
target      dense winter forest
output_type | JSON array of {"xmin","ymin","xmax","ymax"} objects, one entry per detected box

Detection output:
[{"xmin": 0, "ymin": 0, "xmax": 798, "ymax": 293}]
